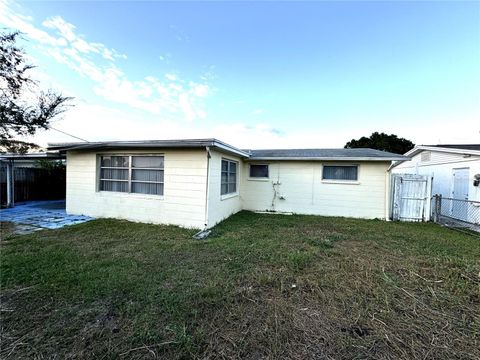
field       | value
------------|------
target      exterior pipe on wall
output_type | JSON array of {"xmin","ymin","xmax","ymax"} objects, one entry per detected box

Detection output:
[{"xmin": 204, "ymin": 146, "xmax": 211, "ymax": 229}]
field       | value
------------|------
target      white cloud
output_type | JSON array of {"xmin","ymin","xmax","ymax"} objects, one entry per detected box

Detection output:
[
  {"xmin": 0, "ymin": 0, "xmax": 210, "ymax": 121},
  {"xmin": 165, "ymin": 73, "xmax": 176, "ymax": 81}
]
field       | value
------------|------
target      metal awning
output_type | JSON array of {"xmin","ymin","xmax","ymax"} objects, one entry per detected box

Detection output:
[{"xmin": 0, "ymin": 152, "xmax": 65, "ymax": 161}]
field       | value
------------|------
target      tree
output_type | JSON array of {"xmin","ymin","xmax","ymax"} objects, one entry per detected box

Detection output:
[
  {"xmin": 0, "ymin": 31, "xmax": 73, "ymax": 153},
  {"xmin": 344, "ymin": 132, "xmax": 414, "ymax": 154}
]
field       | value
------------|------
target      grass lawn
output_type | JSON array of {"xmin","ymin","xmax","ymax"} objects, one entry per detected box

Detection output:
[{"xmin": 1, "ymin": 211, "xmax": 479, "ymax": 359}]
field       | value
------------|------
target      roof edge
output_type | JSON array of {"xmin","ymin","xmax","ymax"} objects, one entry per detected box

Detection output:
[
  {"xmin": 248, "ymin": 156, "xmax": 408, "ymax": 161},
  {"xmin": 390, "ymin": 145, "xmax": 480, "ymax": 169},
  {"xmin": 47, "ymin": 138, "xmax": 250, "ymax": 158}
]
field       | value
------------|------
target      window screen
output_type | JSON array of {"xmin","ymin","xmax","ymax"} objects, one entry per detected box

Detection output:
[
  {"xmin": 322, "ymin": 165, "xmax": 358, "ymax": 181},
  {"xmin": 221, "ymin": 159, "xmax": 237, "ymax": 195},
  {"xmin": 249, "ymin": 164, "xmax": 269, "ymax": 178},
  {"xmin": 99, "ymin": 155, "xmax": 164, "ymax": 195}
]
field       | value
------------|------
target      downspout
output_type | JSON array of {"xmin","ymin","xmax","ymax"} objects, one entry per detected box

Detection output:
[
  {"xmin": 204, "ymin": 146, "xmax": 211, "ymax": 229},
  {"xmin": 385, "ymin": 165, "xmax": 391, "ymax": 221}
]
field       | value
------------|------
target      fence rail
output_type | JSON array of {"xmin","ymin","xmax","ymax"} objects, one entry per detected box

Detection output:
[{"xmin": 432, "ymin": 195, "xmax": 480, "ymax": 232}]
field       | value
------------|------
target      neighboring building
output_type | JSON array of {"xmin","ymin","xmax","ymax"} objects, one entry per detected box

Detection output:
[
  {"xmin": 49, "ymin": 139, "xmax": 407, "ymax": 229},
  {"xmin": 391, "ymin": 145, "xmax": 480, "ymax": 202}
]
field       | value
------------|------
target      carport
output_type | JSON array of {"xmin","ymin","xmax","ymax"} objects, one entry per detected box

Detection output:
[{"xmin": 0, "ymin": 152, "xmax": 65, "ymax": 208}]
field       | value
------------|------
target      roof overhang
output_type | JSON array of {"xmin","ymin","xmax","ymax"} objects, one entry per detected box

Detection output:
[
  {"xmin": 247, "ymin": 156, "xmax": 407, "ymax": 161},
  {"xmin": 48, "ymin": 139, "xmax": 250, "ymax": 158},
  {"xmin": 405, "ymin": 145, "xmax": 480, "ymax": 157},
  {"xmin": 47, "ymin": 139, "xmax": 410, "ymax": 162},
  {"xmin": 390, "ymin": 145, "xmax": 480, "ymax": 169},
  {"xmin": 0, "ymin": 152, "xmax": 65, "ymax": 161}
]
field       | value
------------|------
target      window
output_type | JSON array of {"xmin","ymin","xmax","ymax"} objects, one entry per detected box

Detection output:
[
  {"xmin": 322, "ymin": 165, "xmax": 358, "ymax": 181},
  {"xmin": 221, "ymin": 159, "xmax": 237, "ymax": 195},
  {"xmin": 99, "ymin": 155, "xmax": 164, "ymax": 195},
  {"xmin": 249, "ymin": 164, "xmax": 269, "ymax": 178}
]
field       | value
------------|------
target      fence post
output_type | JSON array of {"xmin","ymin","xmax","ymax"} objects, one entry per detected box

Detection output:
[
  {"xmin": 6, "ymin": 160, "xmax": 14, "ymax": 208},
  {"xmin": 433, "ymin": 194, "xmax": 442, "ymax": 223}
]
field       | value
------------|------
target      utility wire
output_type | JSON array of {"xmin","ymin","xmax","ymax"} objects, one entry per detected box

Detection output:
[{"xmin": 48, "ymin": 126, "xmax": 89, "ymax": 142}]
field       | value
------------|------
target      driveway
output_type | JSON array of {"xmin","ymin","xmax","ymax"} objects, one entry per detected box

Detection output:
[{"xmin": 0, "ymin": 200, "xmax": 92, "ymax": 235}]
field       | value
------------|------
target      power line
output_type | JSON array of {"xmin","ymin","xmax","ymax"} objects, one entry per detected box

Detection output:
[{"xmin": 48, "ymin": 126, "xmax": 89, "ymax": 142}]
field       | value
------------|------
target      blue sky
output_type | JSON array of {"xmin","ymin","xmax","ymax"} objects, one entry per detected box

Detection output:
[{"xmin": 1, "ymin": 0, "xmax": 479, "ymax": 148}]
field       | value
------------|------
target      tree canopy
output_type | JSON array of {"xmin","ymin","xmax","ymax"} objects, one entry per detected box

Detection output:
[
  {"xmin": 344, "ymin": 132, "xmax": 414, "ymax": 154},
  {"xmin": 0, "ymin": 31, "xmax": 72, "ymax": 153}
]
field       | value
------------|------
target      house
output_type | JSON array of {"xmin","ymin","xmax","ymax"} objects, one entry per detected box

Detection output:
[
  {"xmin": 391, "ymin": 144, "xmax": 480, "ymax": 222},
  {"xmin": 48, "ymin": 139, "xmax": 407, "ymax": 229},
  {"xmin": 391, "ymin": 145, "xmax": 480, "ymax": 201}
]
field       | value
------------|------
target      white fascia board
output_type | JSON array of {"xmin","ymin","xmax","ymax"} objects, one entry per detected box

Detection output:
[
  {"xmin": 0, "ymin": 152, "xmax": 64, "ymax": 160},
  {"xmin": 414, "ymin": 146, "xmax": 480, "ymax": 156},
  {"xmin": 212, "ymin": 141, "xmax": 250, "ymax": 158}
]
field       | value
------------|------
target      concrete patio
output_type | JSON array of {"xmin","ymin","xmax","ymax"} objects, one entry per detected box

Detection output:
[{"xmin": 0, "ymin": 200, "xmax": 92, "ymax": 235}]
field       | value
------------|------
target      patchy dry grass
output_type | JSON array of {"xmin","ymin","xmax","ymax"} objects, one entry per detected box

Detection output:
[
  {"xmin": 0, "ymin": 222, "xmax": 16, "ymax": 239},
  {"xmin": 1, "ymin": 211, "xmax": 479, "ymax": 359}
]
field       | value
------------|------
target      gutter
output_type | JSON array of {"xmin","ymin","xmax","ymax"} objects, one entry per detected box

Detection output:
[{"xmin": 247, "ymin": 156, "xmax": 408, "ymax": 161}]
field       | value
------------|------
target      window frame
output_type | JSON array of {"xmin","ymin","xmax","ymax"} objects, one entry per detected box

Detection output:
[
  {"xmin": 248, "ymin": 163, "xmax": 270, "ymax": 180},
  {"xmin": 98, "ymin": 154, "xmax": 165, "ymax": 196},
  {"xmin": 220, "ymin": 158, "xmax": 239, "ymax": 197},
  {"xmin": 321, "ymin": 164, "xmax": 359, "ymax": 184}
]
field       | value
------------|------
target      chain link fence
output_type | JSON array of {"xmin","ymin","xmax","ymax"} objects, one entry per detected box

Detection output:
[{"xmin": 432, "ymin": 195, "xmax": 480, "ymax": 232}]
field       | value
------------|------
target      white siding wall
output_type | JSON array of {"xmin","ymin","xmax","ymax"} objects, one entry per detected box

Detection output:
[
  {"xmin": 66, "ymin": 149, "xmax": 208, "ymax": 228},
  {"xmin": 206, "ymin": 150, "xmax": 243, "ymax": 227},
  {"xmin": 392, "ymin": 150, "xmax": 480, "ymax": 201},
  {"xmin": 240, "ymin": 161, "xmax": 390, "ymax": 219},
  {"xmin": 67, "ymin": 148, "xmax": 394, "ymax": 227}
]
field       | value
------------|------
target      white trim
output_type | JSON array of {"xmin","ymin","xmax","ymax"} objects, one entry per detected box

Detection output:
[
  {"xmin": 391, "ymin": 145, "xmax": 480, "ymax": 169},
  {"xmin": 220, "ymin": 192, "xmax": 239, "ymax": 201},
  {"xmin": 321, "ymin": 180, "xmax": 361, "ymax": 185},
  {"xmin": 97, "ymin": 154, "xmax": 165, "ymax": 196},
  {"xmin": 212, "ymin": 140, "xmax": 250, "ymax": 157},
  {"xmin": 220, "ymin": 157, "xmax": 239, "ymax": 196},
  {"xmin": 407, "ymin": 145, "xmax": 480, "ymax": 157}
]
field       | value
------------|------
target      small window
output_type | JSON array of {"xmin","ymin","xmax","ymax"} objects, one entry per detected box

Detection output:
[
  {"xmin": 99, "ymin": 155, "xmax": 164, "ymax": 195},
  {"xmin": 221, "ymin": 159, "xmax": 238, "ymax": 195},
  {"xmin": 249, "ymin": 164, "xmax": 269, "ymax": 178},
  {"xmin": 421, "ymin": 151, "xmax": 431, "ymax": 162},
  {"xmin": 322, "ymin": 165, "xmax": 358, "ymax": 181}
]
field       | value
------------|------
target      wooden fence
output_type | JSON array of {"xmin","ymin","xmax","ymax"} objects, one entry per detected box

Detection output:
[{"xmin": 0, "ymin": 166, "xmax": 66, "ymax": 207}]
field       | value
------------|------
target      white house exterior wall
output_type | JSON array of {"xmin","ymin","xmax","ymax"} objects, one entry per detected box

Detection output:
[
  {"xmin": 66, "ymin": 149, "xmax": 394, "ymax": 227},
  {"xmin": 240, "ymin": 161, "xmax": 390, "ymax": 219},
  {"xmin": 66, "ymin": 149, "xmax": 208, "ymax": 228},
  {"xmin": 206, "ymin": 149, "xmax": 243, "ymax": 227},
  {"xmin": 392, "ymin": 151, "xmax": 480, "ymax": 202}
]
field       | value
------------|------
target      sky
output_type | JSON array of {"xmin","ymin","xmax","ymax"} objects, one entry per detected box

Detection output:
[{"xmin": 1, "ymin": 0, "xmax": 479, "ymax": 149}]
